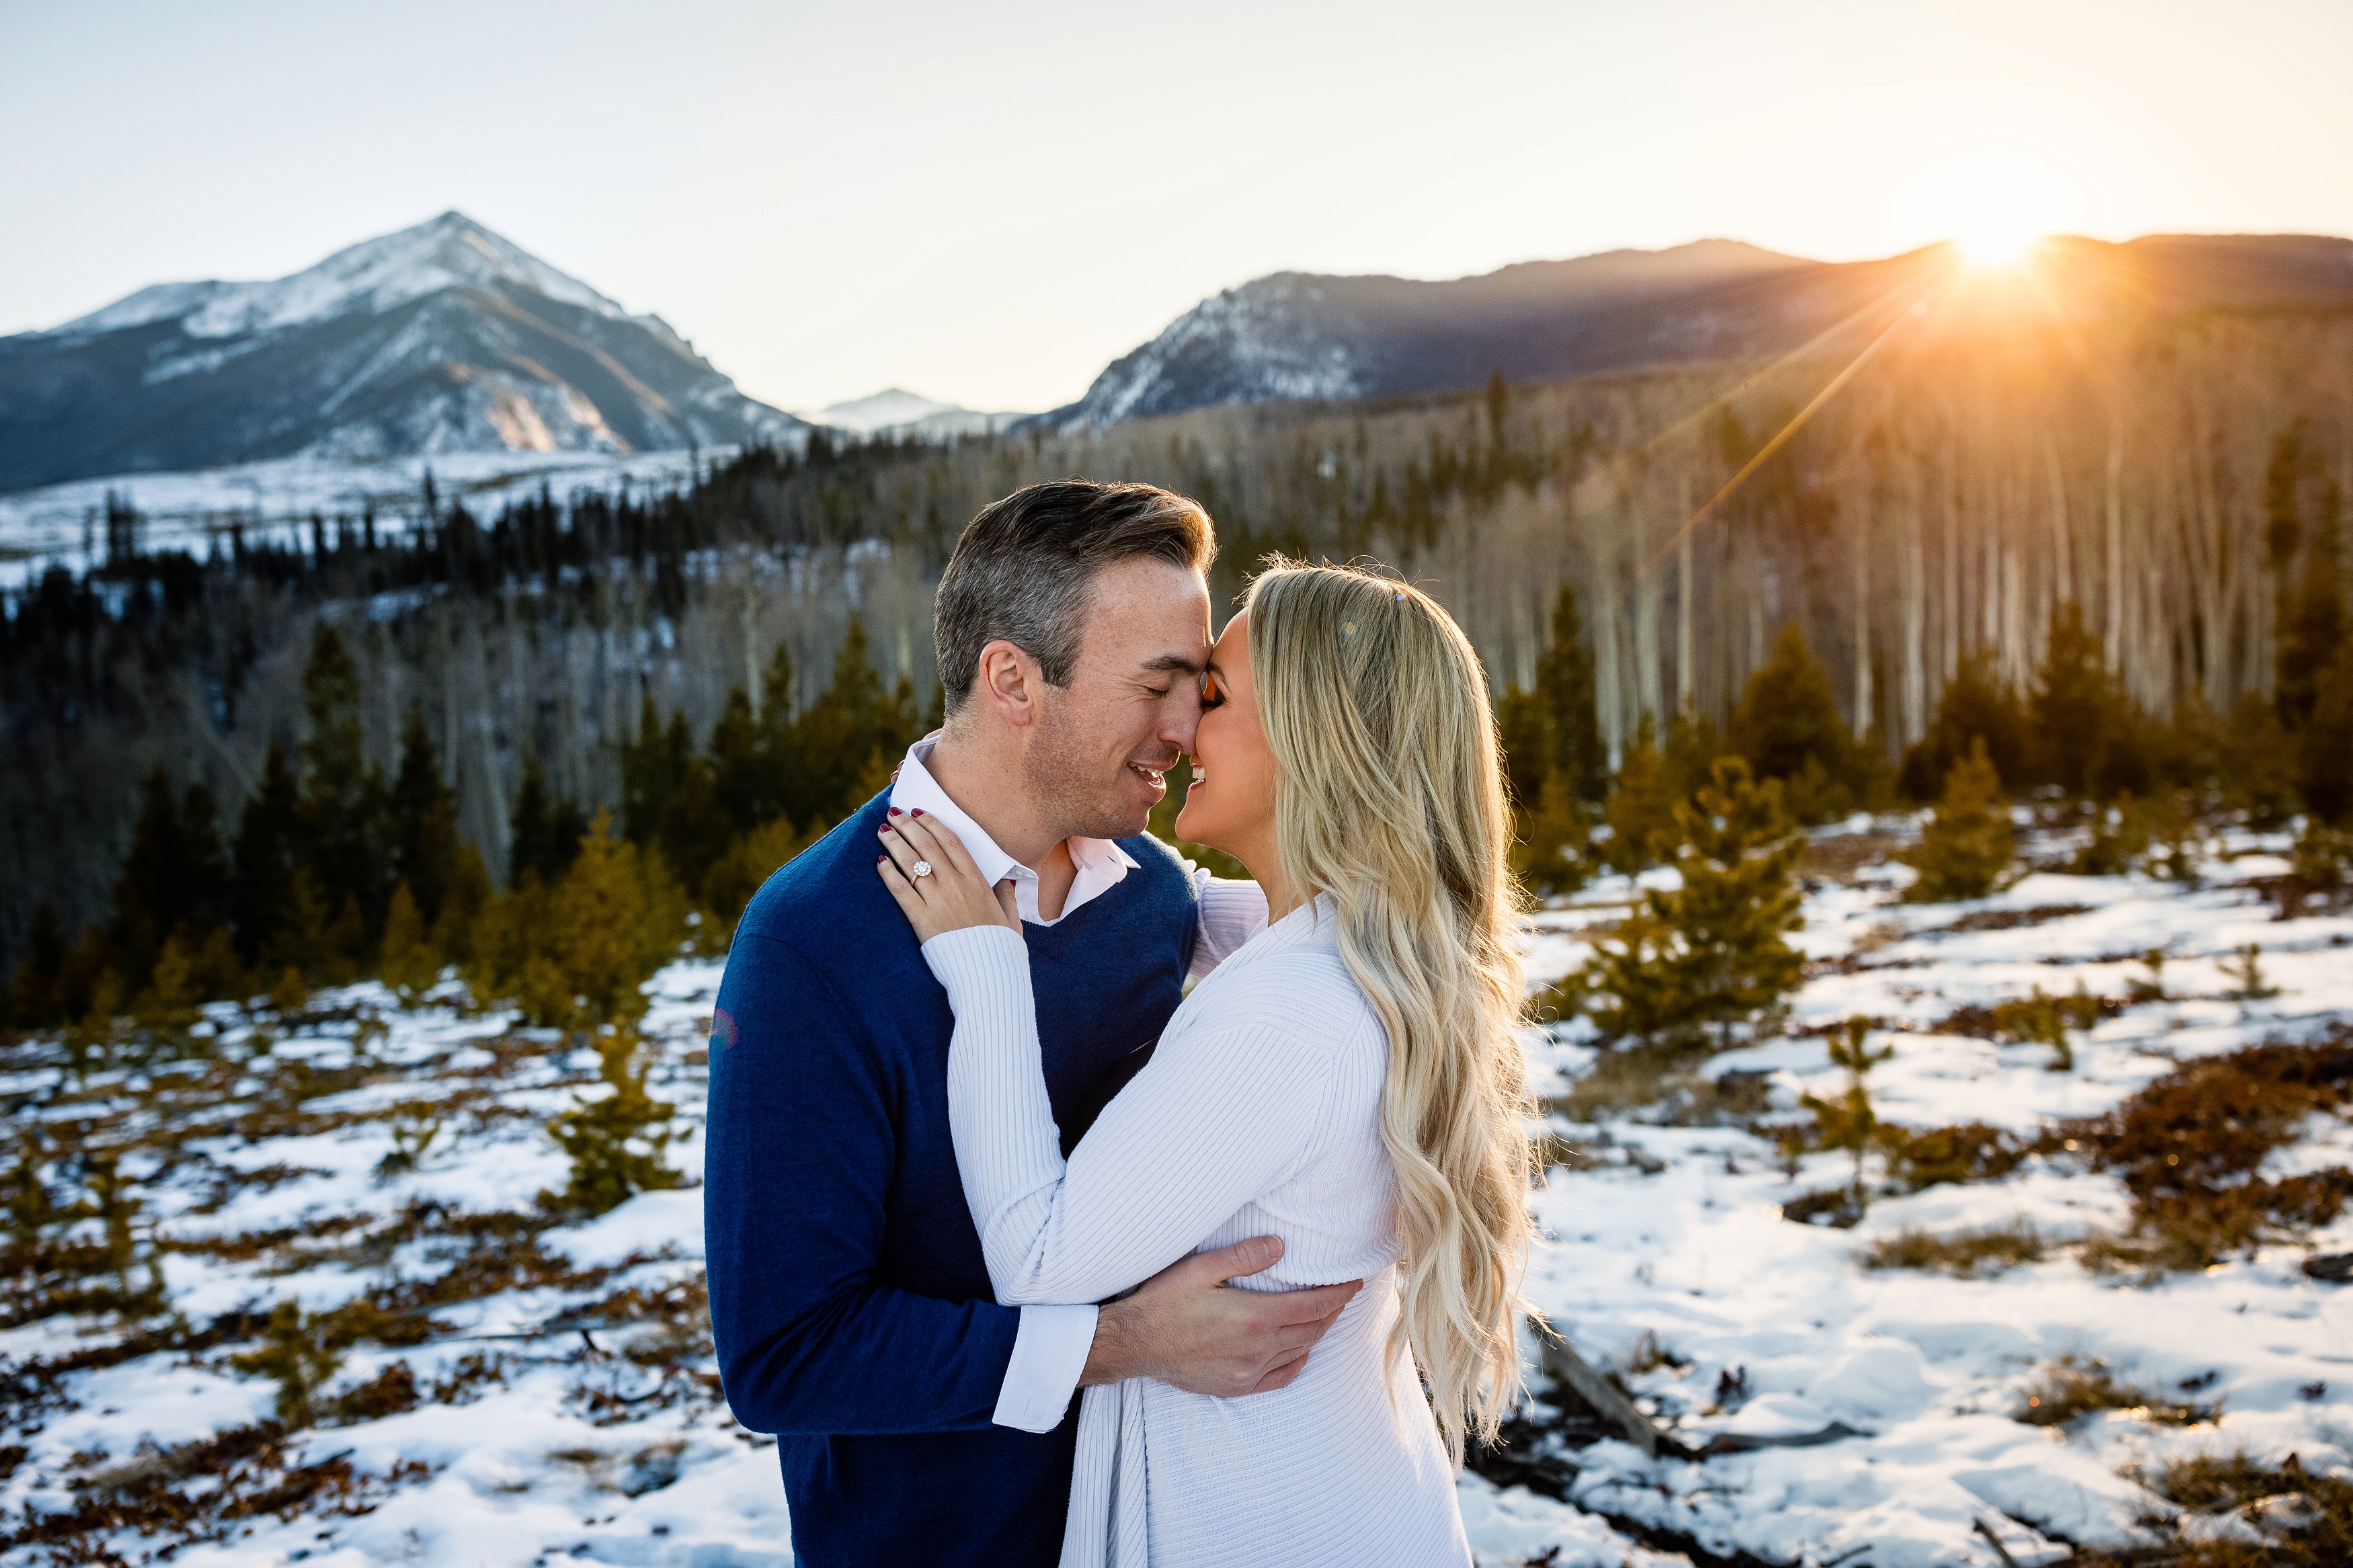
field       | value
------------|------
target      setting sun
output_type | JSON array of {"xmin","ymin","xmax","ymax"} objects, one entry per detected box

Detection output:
[{"xmin": 1894, "ymin": 147, "xmax": 2077, "ymax": 268}]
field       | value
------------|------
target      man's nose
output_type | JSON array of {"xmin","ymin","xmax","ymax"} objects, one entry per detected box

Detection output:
[{"xmin": 1163, "ymin": 686, "xmax": 1203, "ymax": 753}]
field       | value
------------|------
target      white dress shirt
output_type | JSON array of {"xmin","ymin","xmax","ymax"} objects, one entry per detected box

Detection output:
[{"xmin": 886, "ymin": 736, "xmax": 1270, "ymax": 1432}]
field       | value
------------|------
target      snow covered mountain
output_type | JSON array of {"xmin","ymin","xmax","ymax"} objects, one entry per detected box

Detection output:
[
  {"xmin": 808, "ymin": 387, "xmax": 1029, "ymax": 438},
  {"xmin": 1029, "ymin": 239, "xmax": 1818, "ymax": 430},
  {"xmin": 0, "ymin": 212, "xmax": 806, "ymax": 492},
  {"xmin": 1029, "ymin": 233, "xmax": 2353, "ymax": 431}
]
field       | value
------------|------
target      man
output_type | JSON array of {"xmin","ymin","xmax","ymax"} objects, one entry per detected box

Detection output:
[{"xmin": 705, "ymin": 482, "xmax": 1361, "ymax": 1567}]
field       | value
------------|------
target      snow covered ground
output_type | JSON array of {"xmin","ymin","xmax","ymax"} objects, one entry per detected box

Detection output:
[
  {"xmin": 0, "ymin": 449, "xmax": 727, "ymax": 589},
  {"xmin": 4, "ymin": 822, "xmax": 2351, "ymax": 1566}
]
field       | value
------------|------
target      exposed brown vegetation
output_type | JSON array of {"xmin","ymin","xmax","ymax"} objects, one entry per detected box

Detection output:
[
  {"xmin": 2013, "ymin": 1356, "xmax": 2220, "ymax": 1428},
  {"xmin": 2077, "ymin": 1450, "xmax": 2353, "ymax": 1567},
  {"xmin": 1859, "ymin": 1221, "xmax": 2044, "ymax": 1277},
  {"xmin": 2062, "ymin": 1028, "xmax": 2353, "ymax": 1272}
]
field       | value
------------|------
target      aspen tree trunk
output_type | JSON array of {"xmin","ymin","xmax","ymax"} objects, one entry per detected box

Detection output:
[
  {"xmin": 2046, "ymin": 439, "xmax": 2073, "ymax": 608},
  {"xmin": 2003, "ymin": 547, "xmax": 2028, "ymax": 691},
  {"xmin": 1634, "ymin": 499, "xmax": 1663, "ymax": 725},
  {"xmin": 1851, "ymin": 479, "xmax": 1873, "ymax": 742},
  {"xmin": 1677, "ymin": 471, "xmax": 1696, "ymax": 714},
  {"xmin": 2105, "ymin": 423, "xmax": 2125, "ymax": 669},
  {"xmin": 1944, "ymin": 432, "xmax": 1964, "ymax": 680},
  {"xmin": 1903, "ymin": 456, "xmax": 1927, "ymax": 745},
  {"xmin": 742, "ymin": 580, "xmax": 763, "ymax": 713},
  {"xmin": 1592, "ymin": 510, "xmax": 1626, "ymax": 772}
]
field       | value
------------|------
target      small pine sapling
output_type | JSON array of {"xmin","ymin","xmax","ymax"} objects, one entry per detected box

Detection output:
[
  {"xmin": 2286, "ymin": 822, "xmax": 2352, "ymax": 913},
  {"xmin": 1901, "ymin": 737, "xmax": 2014, "ymax": 903},
  {"xmin": 86, "ymin": 1153, "xmax": 167, "ymax": 1315},
  {"xmin": 378, "ymin": 881, "xmax": 440, "ymax": 1001},
  {"xmin": 1513, "ymin": 773, "xmax": 1594, "ymax": 897},
  {"xmin": 231, "ymin": 1301, "xmax": 346, "ymax": 1426},
  {"xmin": 1802, "ymin": 1018, "xmax": 1897, "ymax": 1210},
  {"xmin": 544, "ymin": 1028, "xmax": 686, "ymax": 1218},
  {"xmin": 1994, "ymin": 984, "xmax": 2100, "ymax": 1071},
  {"xmin": 268, "ymin": 965, "xmax": 307, "ymax": 1019},
  {"xmin": 1603, "ymin": 714, "xmax": 1681, "ymax": 874},
  {"xmin": 2144, "ymin": 789, "xmax": 2202, "ymax": 883},
  {"xmin": 1579, "ymin": 759, "xmax": 1806, "ymax": 1050},
  {"xmin": 2073, "ymin": 796, "xmax": 2153, "ymax": 876},
  {"xmin": 2222, "ymin": 942, "xmax": 2280, "ymax": 1001},
  {"xmin": 374, "ymin": 1101, "xmax": 446, "ymax": 1182}
]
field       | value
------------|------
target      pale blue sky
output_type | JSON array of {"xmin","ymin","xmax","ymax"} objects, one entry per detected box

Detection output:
[{"xmin": 4, "ymin": 0, "xmax": 2348, "ymax": 412}]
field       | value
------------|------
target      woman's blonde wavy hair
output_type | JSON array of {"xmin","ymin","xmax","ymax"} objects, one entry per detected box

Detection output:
[{"xmin": 1244, "ymin": 559, "xmax": 1533, "ymax": 1462}]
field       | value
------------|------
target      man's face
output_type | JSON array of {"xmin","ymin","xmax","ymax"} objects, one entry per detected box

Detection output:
[{"xmin": 1025, "ymin": 557, "xmax": 1213, "ymax": 841}]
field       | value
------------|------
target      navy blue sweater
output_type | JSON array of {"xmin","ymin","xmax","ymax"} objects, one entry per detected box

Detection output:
[{"xmin": 704, "ymin": 790, "xmax": 1200, "ymax": 1568}]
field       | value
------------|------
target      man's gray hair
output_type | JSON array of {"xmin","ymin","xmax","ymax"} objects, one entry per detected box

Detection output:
[{"xmin": 934, "ymin": 481, "xmax": 1216, "ymax": 712}]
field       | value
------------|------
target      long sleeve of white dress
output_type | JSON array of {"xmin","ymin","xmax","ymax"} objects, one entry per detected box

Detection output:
[{"xmin": 924, "ymin": 922, "xmax": 1334, "ymax": 1309}]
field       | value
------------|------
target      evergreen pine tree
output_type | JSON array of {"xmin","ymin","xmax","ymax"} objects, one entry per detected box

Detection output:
[
  {"xmin": 709, "ymin": 686, "xmax": 772, "ymax": 835},
  {"xmin": 231, "ymin": 741, "xmax": 303, "ymax": 965},
  {"xmin": 389, "ymin": 704, "xmax": 463, "ymax": 927},
  {"xmin": 621, "ymin": 695, "xmax": 690, "ymax": 848},
  {"xmin": 789, "ymin": 617, "xmax": 915, "ymax": 829},
  {"xmin": 1901, "ymin": 737, "xmax": 2014, "ymax": 902},
  {"xmin": 1579, "ymin": 758, "xmax": 1806, "ymax": 1048},
  {"xmin": 2301, "ymin": 641, "xmax": 2353, "ymax": 826},
  {"xmin": 508, "ymin": 755, "xmax": 586, "ymax": 887},
  {"xmin": 468, "ymin": 814, "xmax": 685, "ymax": 1032},
  {"xmin": 1536, "ymin": 585, "xmax": 1607, "ymax": 803},
  {"xmin": 702, "ymin": 818, "xmax": 820, "ymax": 940},
  {"xmin": 7, "ymin": 901, "xmax": 68, "ymax": 1028},
  {"xmin": 1603, "ymin": 713, "xmax": 1681, "ymax": 874},
  {"xmin": 296, "ymin": 626, "xmax": 392, "ymax": 932},
  {"xmin": 380, "ymin": 881, "xmax": 439, "ymax": 999},
  {"xmin": 1512, "ymin": 774, "xmax": 1591, "ymax": 896},
  {"xmin": 2028, "ymin": 602, "xmax": 2150, "ymax": 800},
  {"xmin": 1898, "ymin": 649, "xmax": 2028, "ymax": 803},
  {"xmin": 1800, "ymin": 1017, "xmax": 1896, "ymax": 1209},
  {"xmin": 109, "ymin": 766, "xmax": 231, "ymax": 991},
  {"xmin": 655, "ymin": 749, "xmax": 733, "ymax": 899},
  {"xmin": 2222, "ymin": 692, "xmax": 2301, "ymax": 829},
  {"xmin": 542, "ymin": 1027, "xmax": 685, "ymax": 1217},
  {"xmin": 1729, "ymin": 622, "xmax": 1868, "ymax": 823},
  {"xmin": 1494, "ymin": 685, "xmax": 1550, "ymax": 815},
  {"xmin": 2276, "ymin": 541, "xmax": 2344, "ymax": 733}
]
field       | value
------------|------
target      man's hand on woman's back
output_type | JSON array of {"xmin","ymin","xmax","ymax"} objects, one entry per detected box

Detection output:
[{"xmin": 1080, "ymin": 1235, "xmax": 1361, "ymax": 1397}]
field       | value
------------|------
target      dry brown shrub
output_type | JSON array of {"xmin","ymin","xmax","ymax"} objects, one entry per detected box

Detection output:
[
  {"xmin": 1860, "ymin": 1221, "xmax": 2044, "ymax": 1277},
  {"xmin": 2061, "ymin": 1028, "xmax": 2353, "ymax": 1272}
]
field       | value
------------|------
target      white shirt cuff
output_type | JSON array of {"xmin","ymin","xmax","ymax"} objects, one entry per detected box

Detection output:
[{"xmin": 994, "ymin": 1303, "xmax": 1099, "ymax": 1432}]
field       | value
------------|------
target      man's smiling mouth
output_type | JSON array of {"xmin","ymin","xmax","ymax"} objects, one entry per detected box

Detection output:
[{"xmin": 1129, "ymin": 763, "xmax": 1167, "ymax": 789}]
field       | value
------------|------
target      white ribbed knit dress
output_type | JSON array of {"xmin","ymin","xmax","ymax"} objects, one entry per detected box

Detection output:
[{"xmin": 921, "ymin": 889, "xmax": 1472, "ymax": 1568}]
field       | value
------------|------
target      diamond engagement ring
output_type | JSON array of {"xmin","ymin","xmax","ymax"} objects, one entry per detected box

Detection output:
[{"xmin": 911, "ymin": 860, "xmax": 934, "ymax": 878}]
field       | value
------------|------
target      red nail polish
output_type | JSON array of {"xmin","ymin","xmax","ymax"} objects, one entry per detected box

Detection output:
[
  {"xmin": 911, "ymin": 808, "xmax": 924, "ymax": 817},
  {"xmin": 888, "ymin": 807, "xmax": 902, "ymax": 816}
]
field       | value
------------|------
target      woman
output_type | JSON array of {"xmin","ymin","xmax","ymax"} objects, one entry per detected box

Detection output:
[{"xmin": 875, "ymin": 561, "xmax": 1532, "ymax": 1567}]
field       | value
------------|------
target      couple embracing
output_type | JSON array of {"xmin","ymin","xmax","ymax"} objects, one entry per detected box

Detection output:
[{"xmin": 706, "ymin": 481, "xmax": 1533, "ymax": 1567}]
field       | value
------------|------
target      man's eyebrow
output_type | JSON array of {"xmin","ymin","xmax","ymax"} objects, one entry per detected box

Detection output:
[{"xmin": 1139, "ymin": 653, "xmax": 1204, "ymax": 677}]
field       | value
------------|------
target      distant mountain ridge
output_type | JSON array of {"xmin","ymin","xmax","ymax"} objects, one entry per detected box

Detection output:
[
  {"xmin": 1029, "ymin": 233, "xmax": 2353, "ymax": 430},
  {"xmin": 0, "ymin": 212, "xmax": 805, "ymax": 493},
  {"xmin": 807, "ymin": 388, "xmax": 1029, "ymax": 438}
]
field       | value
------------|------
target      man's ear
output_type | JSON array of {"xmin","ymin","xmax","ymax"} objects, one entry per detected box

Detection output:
[{"xmin": 975, "ymin": 639, "xmax": 1045, "ymax": 729}]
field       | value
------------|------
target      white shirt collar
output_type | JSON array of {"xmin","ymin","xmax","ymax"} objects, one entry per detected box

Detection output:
[{"xmin": 887, "ymin": 734, "xmax": 1140, "ymax": 927}]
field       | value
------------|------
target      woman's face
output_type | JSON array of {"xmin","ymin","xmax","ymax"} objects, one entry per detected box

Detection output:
[{"xmin": 1173, "ymin": 610, "xmax": 1276, "ymax": 856}]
